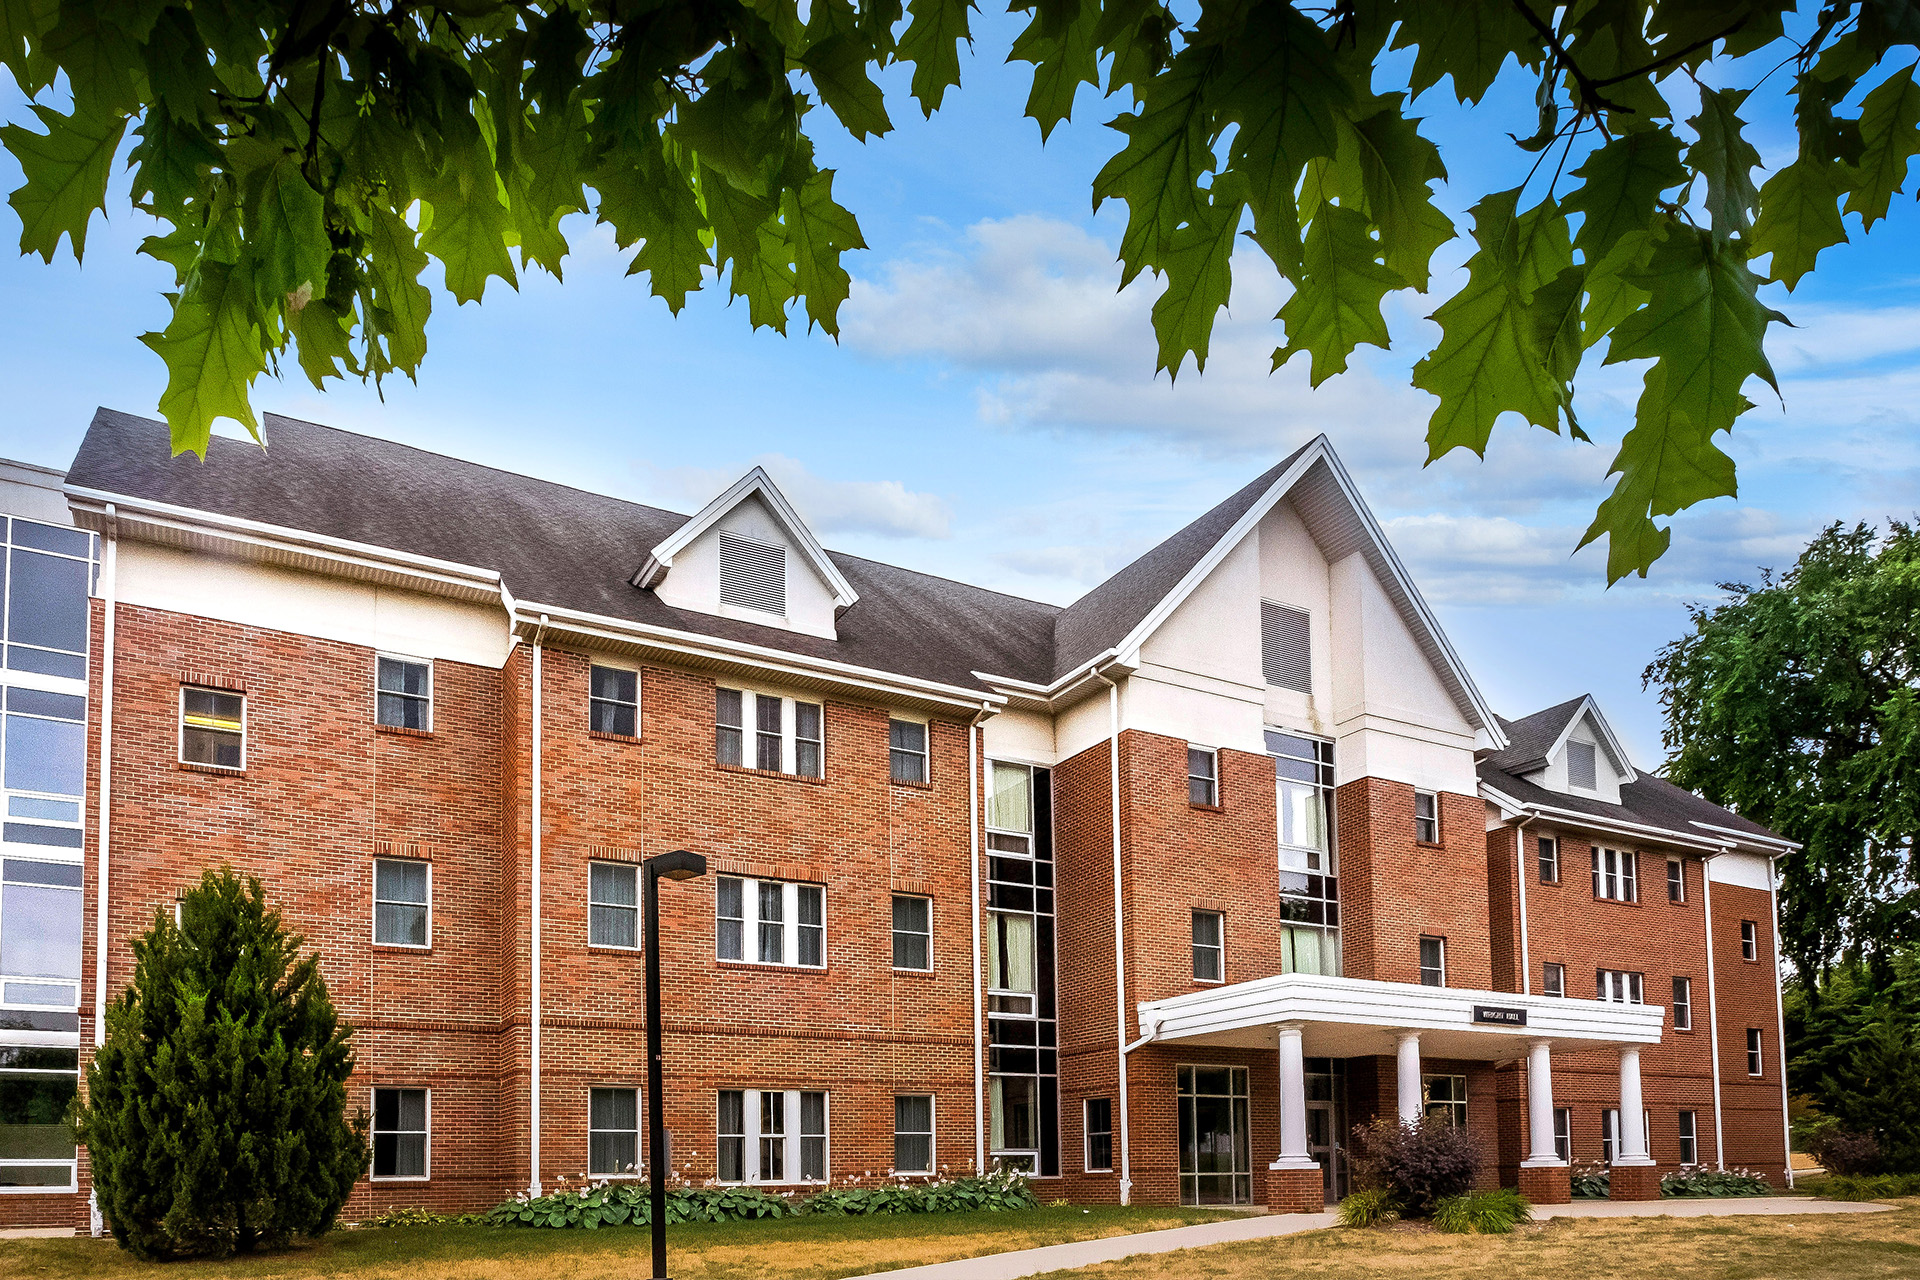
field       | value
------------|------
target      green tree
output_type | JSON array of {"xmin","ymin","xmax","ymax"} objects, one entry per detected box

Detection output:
[
  {"xmin": 1645, "ymin": 520, "xmax": 1920, "ymax": 988},
  {"xmin": 72, "ymin": 868, "xmax": 367, "ymax": 1260},
  {"xmin": 4, "ymin": 3, "xmax": 1919, "ymax": 578},
  {"xmin": 1785, "ymin": 945, "xmax": 1920, "ymax": 1170}
]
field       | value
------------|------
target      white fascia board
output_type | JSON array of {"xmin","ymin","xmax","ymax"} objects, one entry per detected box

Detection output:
[
  {"xmin": 1137, "ymin": 972, "xmax": 1665, "ymax": 1047},
  {"xmin": 1545, "ymin": 695, "xmax": 1637, "ymax": 784},
  {"xmin": 65, "ymin": 486, "xmax": 504, "ymax": 596},
  {"xmin": 1478, "ymin": 781, "xmax": 1734, "ymax": 853},
  {"xmin": 632, "ymin": 466, "xmax": 859, "ymax": 608},
  {"xmin": 1689, "ymin": 820, "xmax": 1801, "ymax": 853},
  {"xmin": 513, "ymin": 600, "xmax": 1003, "ymax": 714}
]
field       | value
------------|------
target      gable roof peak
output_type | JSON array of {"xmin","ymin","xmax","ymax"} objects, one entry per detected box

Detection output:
[{"xmin": 632, "ymin": 464, "xmax": 859, "ymax": 609}]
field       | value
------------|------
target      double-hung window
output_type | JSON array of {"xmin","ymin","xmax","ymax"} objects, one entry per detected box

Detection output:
[
  {"xmin": 1542, "ymin": 961, "xmax": 1566, "ymax": 998},
  {"xmin": 1084, "ymin": 1097, "xmax": 1114, "ymax": 1172},
  {"xmin": 376, "ymin": 655, "xmax": 432, "ymax": 730},
  {"xmin": 1746, "ymin": 1028, "xmax": 1764, "ymax": 1076},
  {"xmin": 372, "ymin": 1088, "xmax": 429, "ymax": 1178},
  {"xmin": 589, "ymin": 665, "xmax": 639, "ymax": 737},
  {"xmin": 1537, "ymin": 835, "xmax": 1559, "ymax": 884},
  {"xmin": 1678, "ymin": 1110, "xmax": 1699, "ymax": 1166},
  {"xmin": 1667, "ymin": 858, "xmax": 1686, "ymax": 902},
  {"xmin": 1597, "ymin": 968, "xmax": 1645, "ymax": 1004},
  {"xmin": 1672, "ymin": 976, "xmax": 1693, "ymax": 1030},
  {"xmin": 1419, "ymin": 936, "xmax": 1446, "ymax": 987},
  {"xmin": 892, "ymin": 894, "xmax": 931, "ymax": 971},
  {"xmin": 1413, "ymin": 790, "xmax": 1440, "ymax": 844},
  {"xmin": 717, "ymin": 1089, "xmax": 827, "ymax": 1183},
  {"xmin": 179, "ymin": 687, "xmax": 244, "ymax": 768},
  {"xmin": 589, "ymin": 1087, "xmax": 640, "ymax": 1176},
  {"xmin": 590, "ymin": 862, "xmax": 640, "ymax": 949},
  {"xmin": 1591, "ymin": 847, "xmax": 1638, "ymax": 902},
  {"xmin": 372, "ymin": 859, "xmax": 429, "ymax": 947},
  {"xmin": 1553, "ymin": 1107, "xmax": 1572, "ymax": 1162},
  {"xmin": 889, "ymin": 719, "xmax": 928, "ymax": 783},
  {"xmin": 1741, "ymin": 920, "xmax": 1758, "ymax": 960},
  {"xmin": 716, "ymin": 688, "xmax": 823, "ymax": 777},
  {"xmin": 894, "ymin": 1095, "xmax": 933, "ymax": 1174},
  {"xmin": 1188, "ymin": 747, "xmax": 1218, "ymax": 806},
  {"xmin": 1192, "ymin": 910, "xmax": 1224, "ymax": 983},
  {"xmin": 716, "ymin": 876, "xmax": 825, "ymax": 968}
]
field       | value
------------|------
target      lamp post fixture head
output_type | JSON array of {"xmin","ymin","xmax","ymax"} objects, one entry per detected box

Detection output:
[{"xmin": 648, "ymin": 849, "xmax": 707, "ymax": 881}]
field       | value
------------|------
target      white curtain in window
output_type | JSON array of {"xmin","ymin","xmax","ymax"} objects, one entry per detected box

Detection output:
[
  {"xmin": 991, "ymin": 913, "xmax": 1036, "ymax": 992},
  {"xmin": 989, "ymin": 762, "xmax": 1031, "ymax": 833}
]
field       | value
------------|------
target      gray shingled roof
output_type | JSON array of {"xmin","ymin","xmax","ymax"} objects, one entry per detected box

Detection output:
[{"xmin": 1481, "ymin": 695, "xmax": 1589, "ymax": 775}]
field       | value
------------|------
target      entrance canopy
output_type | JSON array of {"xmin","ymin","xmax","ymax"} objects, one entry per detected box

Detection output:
[{"xmin": 1137, "ymin": 973, "xmax": 1665, "ymax": 1060}]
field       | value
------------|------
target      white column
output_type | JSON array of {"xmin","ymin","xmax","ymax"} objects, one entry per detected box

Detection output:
[
  {"xmin": 1395, "ymin": 1033, "xmax": 1423, "ymax": 1125},
  {"xmin": 1521, "ymin": 1041, "xmax": 1564, "ymax": 1166},
  {"xmin": 1615, "ymin": 1046, "xmax": 1654, "ymax": 1165},
  {"xmin": 1270, "ymin": 1025, "xmax": 1317, "ymax": 1170}
]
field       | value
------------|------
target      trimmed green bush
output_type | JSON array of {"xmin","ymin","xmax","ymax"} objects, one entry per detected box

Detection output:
[
  {"xmin": 1806, "ymin": 1172, "xmax": 1920, "ymax": 1201},
  {"xmin": 73, "ymin": 870, "xmax": 368, "ymax": 1260},
  {"xmin": 1431, "ymin": 1188, "xmax": 1532, "ymax": 1235},
  {"xmin": 1335, "ymin": 1187, "xmax": 1400, "ymax": 1228}
]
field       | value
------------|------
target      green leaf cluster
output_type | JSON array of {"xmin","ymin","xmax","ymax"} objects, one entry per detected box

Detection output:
[{"xmin": 71, "ymin": 868, "xmax": 368, "ymax": 1260}]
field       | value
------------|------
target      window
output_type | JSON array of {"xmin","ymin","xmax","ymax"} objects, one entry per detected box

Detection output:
[
  {"xmin": 1667, "ymin": 858, "xmax": 1686, "ymax": 902},
  {"xmin": 1672, "ymin": 976, "xmax": 1692, "ymax": 1030},
  {"xmin": 1178, "ymin": 1066, "xmax": 1252, "ymax": 1205},
  {"xmin": 1414, "ymin": 790, "xmax": 1440, "ymax": 844},
  {"xmin": 1192, "ymin": 910, "xmax": 1223, "ymax": 983},
  {"xmin": 1419, "ymin": 936, "xmax": 1445, "ymax": 987},
  {"xmin": 891, "ymin": 894, "xmax": 931, "ymax": 971},
  {"xmin": 4, "ymin": 687, "xmax": 86, "ymax": 851},
  {"xmin": 4, "ymin": 518, "xmax": 94, "ymax": 679},
  {"xmin": 590, "ymin": 862, "xmax": 639, "ymax": 949},
  {"xmin": 1553, "ymin": 1107, "xmax": 1571, "ymax": 1162},
  {"xmin": 1679, "ymin": 1110, "xmax": 1699, "ymax": 1166},
  {"xmin": 716, "ymin": 877, "xmax": 825, "ymax": 968},
  {"xmin": 0, "ymin": 1042, "xmax": 80, "ymax": 1188},
  {"xmin": 179, "ymin": 687, "xmax": 244, "ymax": 768},
  {"xmin": 1422, "ymin": 1074, "xmax": 1467, "ymax": 1127},
  {"xmin": 1, "ymin": 858, "xmax": 83, "ymax": 1009},
  {"xmin": 717, "ymin": 1088, "xmax": 827, "ymax": 1183},
  {"xmin": 376, "ymin": 655, "xmax": 432, "ymax": 730},
  {"xmin": 889, "ymin": 719, "xmax": 928, "ymax": 783},
  {"xmin": 718, "ymin": 533, "xmax": 786, "ymax": 614},
  {"xmin": 1568, "ymin": 740, "xmax": 1597, "ymax": 790},
  {"xmin": 1597, "ymin": 968, "xmax": 1645, "ymax": 1004},
  {"xmin": 716, "ymin": 688, "xmax": 823, "ymax": 777},
  {"xmin": 1602, "ymin": 1108, "xmax": 1616, "ymax": 1163},
  {"xmin": 1543, "ymin": 961, "xmax": 1565, "ymax": 998},
  {"xmin": 1537, "ymin": 834, "xmax": 1559, "ymax": 884},
  {"xmin": 1268, "ymin": 730, "xmax": 1340, "ymax": 979},
  {"xmin": 589, "ymin": 1087, "xmax": 640, "ymax": 1176},
  {"xmin": 985, "ymin": 760, "xmax": 1059, "ymax": 1175},
  {"xmin": 372, "ymin": 1088, "xmax": 428, "ymax": 1178},
  {"xmin": 988, "ymin": 909, "xmax": 1037, "ymax": 1015},
  {"xmin": 1187, "ymin": 747, "xmax": 1218, "ymax": 806},
  {"xmin": 1590, "ymin": 847, "xmax": 1639, "ymax": 902},
  {"xmin": 589, "ymin": 665, "xmax": 639, "ymax": 737},
  {"xmin": 894, "ymin": 1095, "xmax": 933, "ymax": 1174},
  {"xmin": 1747, "ymin": 1028, "xmax": 1764, "ymax": 1076},
  {"xmin": 1084, "ymin": 1097, "xmax": 1114, "ymax": 1172},
  {"xmin": 372, "ymin": 858, "xmax": 429, "ymax": 948},
  {"xmin": 1261, "ymin": 601, "xmax": 1311, "ymax": 692},
  {"xmin": 1741, "ymin": 920, "xmax": 1758, "ymax": 960}
]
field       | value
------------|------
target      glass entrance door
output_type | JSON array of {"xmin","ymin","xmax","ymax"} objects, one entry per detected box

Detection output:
[
  {"xmin": 1306, "ymin": 1101, "xmax": 1345, "ymax": 1202},
  {"xmin": 1178, "ymin": 1066, "xmax": 1251, "ymax": 1205}
]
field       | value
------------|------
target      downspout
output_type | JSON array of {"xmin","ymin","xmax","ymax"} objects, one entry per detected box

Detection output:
[
  {"xmin": 529, "ymin": 615, "xmax": 548, "ymax": 1195},
  {"xmin": 1514, "ymin": 817, "xmax": 1534, "ymax": 995},
  {"xmin": 967, "ymin": 702, "xmax": 990, "ymax": 1174},
  {"xmin": 1701, "ymin": 855, "xmax": 1726, "ymax": 1169},
  {"xmin": 91, "ymin": 505, "xmax": 116, "ymax": 1240},
  {"xmin": 1768, "ymin": 855, "xmax": 1794, "ymax": 1188},
  {"xmin": 1093, "ymin": 670, "xmax": 1131, "ymax": 1204}
]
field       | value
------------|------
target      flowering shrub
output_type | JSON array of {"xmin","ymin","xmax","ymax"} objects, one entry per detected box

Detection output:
[
  {"xmin": 1347, "ymin": 1117, "xmax": 1483, "ymax": 1216},
  {"xmin": 1569, "ymin": 1161, "xmax": 1610, "ymax": 1199},
  {"xmin": 1659, "ymin": 1166, "xmax": 1772, "ymax": 1198}
]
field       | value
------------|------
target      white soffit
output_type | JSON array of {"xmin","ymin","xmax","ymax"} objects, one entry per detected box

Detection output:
[{"xmin": 632, "ymin": 465, "xmax": 859, "ymax": 608}]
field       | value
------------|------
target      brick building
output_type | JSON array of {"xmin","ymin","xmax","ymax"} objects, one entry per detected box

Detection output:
[{"xmin": 0, "ymin": 409, "xmax": 1793, "ymax": 1228}]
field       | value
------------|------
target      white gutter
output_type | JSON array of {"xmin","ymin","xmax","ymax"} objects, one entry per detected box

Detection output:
[
  {"xmin": 967, "ymin": 702, "xmax": 991, "ymax": 1174},
  {"xmin": 1701, "ymin": 857, "xmax": 1726, "ymax": 1169},
  {"xmin": 93, "ymin": 505, "xmax": 117, "ymax": 1048},
  {"xmin": 1093, "ymin": 670, "xmax": 1132, "ymax": 1204},
  {"xmin": 1514, "ymin": 818, "xmax": 1533, "ymax": 995},
  {"xmin": 1768, "ymin": 857, "xmax": 1794, "ymax": 1188},
  {"xmin": 529, "ymin": 614, "xmax": 548, "ymax": 1195}
]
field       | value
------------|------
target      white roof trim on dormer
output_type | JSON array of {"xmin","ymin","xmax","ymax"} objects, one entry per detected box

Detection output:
[
  {"xmin": 1545, "ymin": 695, "xmax": 1637, "ymax": 785},
  {"xmin": 631, "ymin": 465, "xmax": 859, "ymax": 609}
]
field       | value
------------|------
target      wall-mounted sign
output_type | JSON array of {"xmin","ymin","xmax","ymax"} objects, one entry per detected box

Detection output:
[{"xmin": 1473, "ymin": 1005, "xmax": 1527, "ymax": 1027}]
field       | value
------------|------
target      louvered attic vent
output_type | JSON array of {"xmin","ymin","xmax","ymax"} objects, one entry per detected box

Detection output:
[
  {"xmin": 1568, "ymin": 740, "xmax": 1597, "ymax": 790},
  {"xmin": 718, "ymin": 533, "xmax": 787, "ymax": 614},
  {"xmin": 1261, "ymin": 601, "xmax": 1311, "ymax": 693}
]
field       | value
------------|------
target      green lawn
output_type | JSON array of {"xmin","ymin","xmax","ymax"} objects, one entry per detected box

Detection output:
[{"xmin": 0, "ymin": 1204, "xmax": 1234, "ymax": 1280}]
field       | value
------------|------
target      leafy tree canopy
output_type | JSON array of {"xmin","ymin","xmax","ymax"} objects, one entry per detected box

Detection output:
[
  {"xmin": 1785, "ymin": 943, "xmax": 1920, "ymax": 1170},
  {"xmin": 3, "ymin": 1, "xmax": 1917, "ymax": 578},
  {"xmin": 1647, "ymin": 520, "xmax": 1920, "ymax": 988}
]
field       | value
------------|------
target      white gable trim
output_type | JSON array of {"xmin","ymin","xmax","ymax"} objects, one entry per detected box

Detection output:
[
  {"xmin": 632, "ymin": 466, "xmax": 859, "ymax": 609},
  {"xmin": 1546, "ymin": 696, "xmax": 1637, "ymax": 784}
]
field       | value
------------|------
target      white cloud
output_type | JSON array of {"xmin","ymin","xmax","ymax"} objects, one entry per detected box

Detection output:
[{"xmin": 632, "ymin": 453, "xmax": 954, "ymax": 541}]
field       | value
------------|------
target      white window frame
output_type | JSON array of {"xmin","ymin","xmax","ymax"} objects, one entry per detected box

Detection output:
[
  {"xmin": 1419, "ymin": 935, "xmax": 1446, "ymax": 987},
  {"xmin": 588, "ymin": 663, "xmax": 640, "ymax": 738},
  {"xmin": 715, "ymin": 1088, "xmax": 829, "ymax": 1185},
  {"xmin": 1543, "ymin": 961, "xmax": 1566, "ymax": 998},
  {"xmin": 1421, "ymin": 1073, "xmax": 1468, "ymax": 1127},
  {"xmin": 891, "ymin": 893, "xmax": 932, "ymax": 972},
  {"xmin": 370, "ymin": 1086, "xmax": 431, "ymax": 1181},
  {"xmin": 1597, "ymin": 968, "xmax": 1645, "ymax": 1004},
  {"xmin": 1747, "ymin": 1028, "xmax": 1764, "ymax": 1076},
  {"xmin": 1187, "ymin": 746, "xmax": 1218, "ymax": 807},
  {"xmin": 1672, "ymin": 976, "xmax": 1692, "ymax": 1030},
  {"xmin": 892, "ymin": 1093, "xmax": 935, "ymax": 1176},
  {"xmin": 716, "ymin": 687, "xmax": 823, "ymax": 778},
  {"xmin": 715, "ymin": 876, "xmax": 826, "ymax": 969},
  {"xmin": 178, "ymin": 685, "xmax": 246, "ymax": 769},
  {"xmin": 1084, "ymin": 1096, "xmax": 1114, "ymax": 1172},
  {"xmin": 371, "ymin": 857, "xmax": 431, "ymax": 949},
  {"xmin": 1667, "ymin": 858, "xmax": 1686, "ymax": 903},
  {"xmin": 1553, "ymin": 1106, "xmax": 1572, "ymax": 1162},
  {"xmin": 375, "ymin": 653, "xmax": 433, "ymax": 731},
  {"xmin": 1741, "ymin": 919, "xmax": 1758, "ymax": 960},
  {"xmin": 1537, "ymin": 834, "xmax": 1559, "ymax": 884},
  {"xmin": 1591, "ymin": 847, "xmax": 1639, "ymax": 902},
  {"xmin": 1678, "ymin": 1110, "xmax": 1699, "ymax": 1166},
  {"xmin": 1413, "ymin": 790, "xmax": 1440, "ymax": 844},
  {"xmin": 0, "ymin": 1040, "xmax": 79, "ymax": 1192},
  {"xmin": 589, "ymin": 1085, "xmax": 642, "ymax": 1178},
  {"xmin": 589, "ymin": 861, "xmax": 641, "ymax": 951},
  {"xmin": 889, "ymin": 717, "xmax": 929, "ymax": 784},
  {"xmin": 1191, "ymin": 909, "xmax": 1224, "ymax": 984}
]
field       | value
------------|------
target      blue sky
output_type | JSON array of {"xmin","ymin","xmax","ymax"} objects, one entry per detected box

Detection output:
[{"xmin": 1, "ymin": 11, "xmax": 1915, "ymax": 763}]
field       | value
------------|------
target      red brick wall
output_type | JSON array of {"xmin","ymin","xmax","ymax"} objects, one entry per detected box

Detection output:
[{"xmin": 1336, "ymin": 778, "xmax": 1490, "ymax": 988}]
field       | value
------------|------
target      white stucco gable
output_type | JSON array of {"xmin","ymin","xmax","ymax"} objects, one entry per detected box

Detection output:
[{"xmin": 1526, "ymin": 697, "xmax": 1636, "ymax": 803}]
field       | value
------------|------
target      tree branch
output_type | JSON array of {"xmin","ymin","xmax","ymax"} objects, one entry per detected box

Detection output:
[{"xmin": 1508, "ymin": 0, "xmax": 1631, "ymax": 116}]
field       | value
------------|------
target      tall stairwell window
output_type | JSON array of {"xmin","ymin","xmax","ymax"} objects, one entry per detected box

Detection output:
[
  {"xmin": 718, "ymin": 534, "xmax": 786, "ymax": 615},
  {"xmin": 1268, "ymin": 730, "xmax": 1339, "ymax": 977},
  {"xmin": 985, "ymin": 760, "xmax": 1059, "ymax": 1177}
]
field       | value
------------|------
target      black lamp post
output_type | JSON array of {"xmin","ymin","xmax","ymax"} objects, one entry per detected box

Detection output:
[{"xmin": 644, "ymin": 848, "xmax": 706, "ymax": 1280}]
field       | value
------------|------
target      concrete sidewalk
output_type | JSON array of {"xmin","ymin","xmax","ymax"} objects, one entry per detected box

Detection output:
[{"xmin": 838, "ymin": 1197, "xmax": 1895, "ymax": 1280}]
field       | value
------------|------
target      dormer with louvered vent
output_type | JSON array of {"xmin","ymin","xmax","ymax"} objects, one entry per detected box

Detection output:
[{"xmin": 633, "ymin": 468, "xmax": 856, "ymax": 641}]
